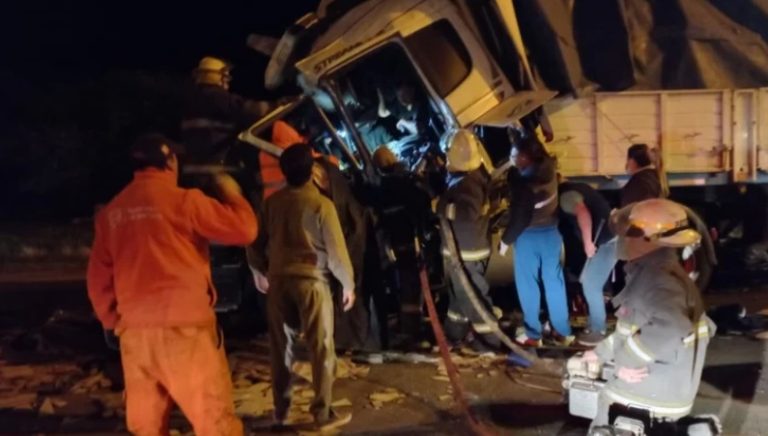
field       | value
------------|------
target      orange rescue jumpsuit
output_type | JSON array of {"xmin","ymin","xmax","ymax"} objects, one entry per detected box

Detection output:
[{"xmin": 87, "ymin": 168, "xmax": 257, "ymax": 436}]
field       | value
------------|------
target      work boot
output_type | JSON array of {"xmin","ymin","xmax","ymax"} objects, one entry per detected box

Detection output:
[
  {"xmin": 271, "ymin": 411, "xmax": 289, "ymax": 432},
  {"xmin": 315, "ymin": 409, "xmax": 352, "ymax": 432},
  {"xmin": 576, "ymin": 330, "xmax": 606, "ymax": 347}
]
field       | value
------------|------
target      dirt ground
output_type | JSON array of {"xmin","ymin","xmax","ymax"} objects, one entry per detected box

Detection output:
[{"xmin": 0, "ymin": 281, "xmax": 767, "ymax": 435}]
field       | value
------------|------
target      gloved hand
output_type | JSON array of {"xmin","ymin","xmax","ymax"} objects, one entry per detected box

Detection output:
[
  {"xmin": 214, "ymin": 173, "xmax": 243, "ymax": 202},
  {"xmin": 617, "ymin": 366, "xmax": 648, "ymax": 384},
  {"xmin": 104, "ymin": 329, "xmax": 120, "ymax": 351},
  {"xmin": 499, "ymin": 241, "xmax": 510, "ymax": 256}
]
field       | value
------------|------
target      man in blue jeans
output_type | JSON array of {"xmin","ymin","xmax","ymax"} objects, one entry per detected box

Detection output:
[{"xmin": 559, "ymin": 181, "xmax": 616, "ymax": 346}]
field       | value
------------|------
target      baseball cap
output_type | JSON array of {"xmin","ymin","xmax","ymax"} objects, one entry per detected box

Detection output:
[{"xmin": 130, "ymin": 133, "xmax": 185, "ymax": 170}]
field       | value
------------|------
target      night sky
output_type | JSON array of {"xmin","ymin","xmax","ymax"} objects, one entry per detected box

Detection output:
[
  {"xmin": 0, "ymin": 1, "xmax": 320, "ymax": 219},
  {"xmin": 2, "ymin": 0, "xmax": 319, "ymax": 93}
]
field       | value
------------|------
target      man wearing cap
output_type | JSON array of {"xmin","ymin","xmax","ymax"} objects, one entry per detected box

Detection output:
[
  {"xmin": 250, "ymin": 143, "xmax": 355, "ymax": 431},
  {"xmin": 87, "ymin": 133, "xmax": 257, "ymax": 435},
  {"xmin": 181, "ymin": 56, "xmax": 273, "ymax": 164},
  {"xmin": 577, "ymin": 199, "xmax": 715, "ymax": 430}
]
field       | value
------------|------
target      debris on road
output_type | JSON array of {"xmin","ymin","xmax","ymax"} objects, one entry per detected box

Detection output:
[
  {"xmin": 369, "ymin": 388, "xmax": 405, "ymax": 409},
  {"xmin": 0, "ymin": 392, "xmax": 36, "ymax": 410}
]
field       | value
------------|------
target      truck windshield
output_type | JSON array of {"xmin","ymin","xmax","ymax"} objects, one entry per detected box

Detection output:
[
  {"xmin": 246, "ymin": 98, "xmax": 360, "ymax": 172},
  {"xmin": 331, "ymin": 42, "xmax": 448, "ymax": 172}
]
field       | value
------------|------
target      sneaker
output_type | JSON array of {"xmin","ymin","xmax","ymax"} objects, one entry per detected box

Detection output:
[
  {"xmin": 315, "ymin": 409, "xmax": 352, "ymax": 432},
  {"xmin": 576, "ymin": 330, "xmax": 606, "ymax": 347},
  {"xmin": 351, "ymin": 351, "xmax": 384, "ymax": 365},
  {"xmin": 550, "ymin": 334, "xmax": 576, "ymax": 347},
  {"xmin": 515, "ymin": 329, "xmax": 543, "ymax": 347}
]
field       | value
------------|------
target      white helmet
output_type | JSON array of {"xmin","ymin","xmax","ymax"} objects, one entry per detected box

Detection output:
[
  {"xmin": 442, "ymin": 129, "xmax": 483, "ymax": 173},
  {"xmin": 612, "ymin": 198, "xmax": 701, "ymax": 260},
  {"xmin": 194, "ymin": 56, "xmax": 232, "ymax": 87}
]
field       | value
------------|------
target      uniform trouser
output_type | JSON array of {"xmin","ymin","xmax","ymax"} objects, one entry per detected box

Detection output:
[
  {"xmin": 579, "ymin": 238, "xmax": 617, "ymax": 333},
  {"xmin": 118, "ymin": 325, "xmax": 243, "ymax": 436},
  {"xmin": 444, "ymin": 259, "xmax": 500, "ymax": 347},
  {"xmin": 514, "ymin": 225, "xmax": 572, "ymax": 338},
  {"xmin": 333, "ymin": 235, "xmax": 369, "ymax": 351},
  {"xmin": 267, "ymin": 277, "xmax": 336, "ymax": 422}
]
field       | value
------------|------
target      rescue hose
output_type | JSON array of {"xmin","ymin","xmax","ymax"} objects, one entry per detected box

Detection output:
[
  {"xmin": 417, "ymin": 263, "xmax": 494, "ymax": 436},
  {"xmin": 437, "ymin": 216, "xmax": 560, "ymax": 376}
]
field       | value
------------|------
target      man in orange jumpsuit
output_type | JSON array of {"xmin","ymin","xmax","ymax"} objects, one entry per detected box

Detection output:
[{"xmin": 87, "ymin": 133, "xmax": 257, "ymax": 436}]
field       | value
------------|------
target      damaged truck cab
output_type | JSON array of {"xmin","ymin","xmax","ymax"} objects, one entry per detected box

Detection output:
[{"xmin": 238, "ymin": 0, "xmax": 555, "ymax": 293}]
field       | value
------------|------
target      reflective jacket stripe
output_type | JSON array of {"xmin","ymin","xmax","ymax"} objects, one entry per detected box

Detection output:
[
  {"xmin": 683, "ymin": 321, "xmax": 712, "ymax": 345},
  {"xmin": 534, "ymin": 193, "xmax": 557, "ymax": 209},
  {"xmin": 442, "ymin": 248, "xmax": 491, "ymax": 261},
  {"xmin": 616, "ymin": 321, "xmax": 637, "ymax": 336},
  {"xmin": 472, "ymin": 323, "xmax": 493, "ymax": 334},
  {"xmin": 626, "ymin": 334, "xmax": 655, "ymax": 363},
  {"xmin": 447, "ymin": 310, "xmax": 468, "ymax": 323}
]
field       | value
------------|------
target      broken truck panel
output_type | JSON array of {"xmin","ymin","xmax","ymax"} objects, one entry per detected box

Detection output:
[{"xmin": 291, "ymin": 0, "xmax": 550, "ymax": 132}]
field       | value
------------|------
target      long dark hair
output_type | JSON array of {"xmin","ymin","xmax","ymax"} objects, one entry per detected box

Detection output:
[{"xmin": 627, "ymin": 143, "xmax": 669, "ymax": 198}]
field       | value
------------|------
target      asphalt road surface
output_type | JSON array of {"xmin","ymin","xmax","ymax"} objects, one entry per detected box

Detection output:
[{"xmin": 0, "ymin": 281, "xmax": 767, "ymax": 435}]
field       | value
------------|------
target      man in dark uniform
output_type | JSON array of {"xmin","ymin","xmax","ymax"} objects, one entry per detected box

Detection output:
[
  {"xmin": 438, "ymin": 129, "xmax": 499, "ymax": 352},
  {"xmin": 312, "ymin": 155, "xmax": 370, "ymax": 352},
  {"xmin": 559, "ymin": 180, "xmax": 615, "ymax": 346},
  {"xmin": 181, "ymin": 56, "xmax": 273, "ymax": 165},
  {"xmin": 578, "ymin": 199, "xmax": 715, "ymax": 431}
]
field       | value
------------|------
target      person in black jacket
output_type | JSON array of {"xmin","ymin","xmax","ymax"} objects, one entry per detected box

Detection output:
[
  {"xmin": 312, "ymin": 156, "xmax": 370, "ymax": 353},
  {"xmin": 621, "ymin": 143, "xmax": 668, "ymax": 207},
  {"xmin": 181, "ymin": 57, "xmax": 273, "ymax": 164},
  {"xmin": 437, "ymin": 129, "xmax": 499, "ymax": 351},
  {"xmin": 504, "ymin": 134, "xmax": 573, "ymax": 347}
]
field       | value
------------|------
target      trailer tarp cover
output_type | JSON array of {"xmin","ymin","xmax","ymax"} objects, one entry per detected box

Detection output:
[{"xmin": 512, "ymin": 0, "xmax": 768, "ymax": 94}]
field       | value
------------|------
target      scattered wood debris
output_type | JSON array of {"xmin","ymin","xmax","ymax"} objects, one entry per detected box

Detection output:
[{"xmin": 369, "ymin": 388, "xmax": 406, "ymax": 409}]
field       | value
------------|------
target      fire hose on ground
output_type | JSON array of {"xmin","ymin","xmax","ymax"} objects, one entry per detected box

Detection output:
[{"xmin": 413, "ymin": 218, "xmax": 563, "ymax": 435}]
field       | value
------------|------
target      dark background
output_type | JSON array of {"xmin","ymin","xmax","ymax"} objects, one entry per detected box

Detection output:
[{"xmin": 0, "ymin": 0, "xmax": 318, "ymax": 220}]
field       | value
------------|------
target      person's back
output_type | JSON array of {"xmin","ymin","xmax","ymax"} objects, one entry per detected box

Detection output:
[
  {"xmin": 89, "ymin": 141, "xmax": 257, "ymax": 329},
  {"xmin": 87, "ymin": 133, "xmax": 256, "ymax": 436},
  {"xmin": 260, "ymin": 182, "xmax": 352, "ymax": 287}
]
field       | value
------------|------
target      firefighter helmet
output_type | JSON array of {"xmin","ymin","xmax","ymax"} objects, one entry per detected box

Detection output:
[
  {"xmin": 443, "ymin": 129, "xmax": 483, "ymax": 173},
  {"xmin": 613, "ymin": 198, "xmax": 701, "ymax": 260},
  {"xmin": 372, "ymin": 146, "xmax": 398, "ymax": 170},
  {"xmin": 194, "ymin": 56, "xmax": 232, "ymax": 87}
]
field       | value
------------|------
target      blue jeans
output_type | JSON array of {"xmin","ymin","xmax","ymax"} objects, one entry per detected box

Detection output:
[
  {"xmin": 514, "ymin": 225, "xmax": 572, "ymax": 338},
  {"xmin": 579, "ymin": 238, "xmax": 617, "ymax": 333}
]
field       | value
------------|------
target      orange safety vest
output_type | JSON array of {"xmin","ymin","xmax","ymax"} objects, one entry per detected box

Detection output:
[
  {"xmin": 259, "ymin": 121, "xmax": 340, "ymax": 199},
  {"xmin": 260, "ymin": 121, "xmax": 304, "ymax": 200}
]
